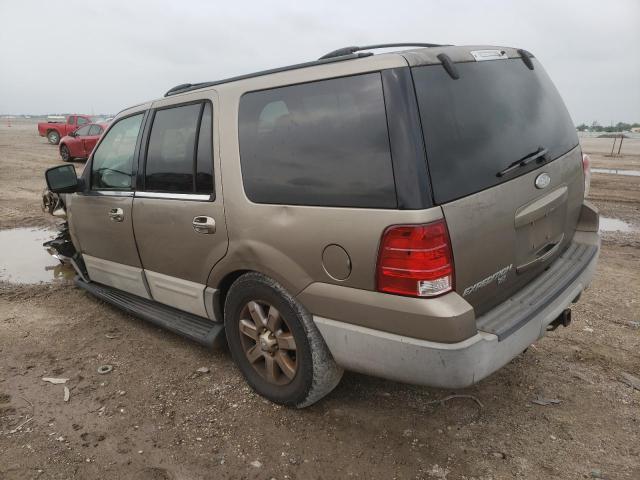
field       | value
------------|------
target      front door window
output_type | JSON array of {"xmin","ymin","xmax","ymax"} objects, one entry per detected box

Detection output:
[{"xmin": 91, "ymin": 114, "xmax": 143, "ymax": 190}]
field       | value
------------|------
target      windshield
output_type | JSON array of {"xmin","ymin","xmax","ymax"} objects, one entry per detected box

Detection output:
[{"xmin": 413, "ymin": 58, "xmax": 578, "ymax": 204}]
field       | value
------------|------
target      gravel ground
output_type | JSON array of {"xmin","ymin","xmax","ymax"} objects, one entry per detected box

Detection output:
[{"xmin": 1, "ymin": 121, "xmax": 639, "ymax": 479}]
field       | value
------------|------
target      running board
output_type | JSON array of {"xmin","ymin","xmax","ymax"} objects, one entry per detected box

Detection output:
[{"xmin": 75, "ymin": 278, "xmax": 225, "ymax": 349}]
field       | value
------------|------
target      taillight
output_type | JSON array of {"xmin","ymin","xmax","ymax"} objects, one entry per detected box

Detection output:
[
  {"xmin": 582, "ymin": 153, "xmax": 591, "ymax": 198},
  {"xmin": 376, "ymin": 220, "xmax": 454, "ymax": 298}
]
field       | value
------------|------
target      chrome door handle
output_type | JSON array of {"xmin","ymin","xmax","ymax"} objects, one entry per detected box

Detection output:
[
  {"xmin": 108, "ymin": 207, "xmax": 124, "ymax": 222},
  {"xmin": 192, "ymin": 216, "xmax": 216, "ymax": 234}
]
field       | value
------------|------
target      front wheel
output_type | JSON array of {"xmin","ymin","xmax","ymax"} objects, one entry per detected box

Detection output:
[
  {"xmin": 224, "ymin": 272, "xmax": 343, "ymax": 408},
  {"xmin": 60, "ymin": 144, "xmax": 71, "ymax": 162},
  {"xmin": 47, "ymin": 130, "xmax": 60, "ymax": 145}
]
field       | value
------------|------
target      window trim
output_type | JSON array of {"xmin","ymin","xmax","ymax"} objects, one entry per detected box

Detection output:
[
  {"xmin": 135, "ymin": 191, "xmax": 211, "ymax": 201},
  {"xmin": 88, "ymin": 110, "xmax": 148, "ymax": 192},
  {"xmin": 381, "ymin": 67, "xmax": 434, "ymax": 209},
  {"xmin": 139, "ymin": 99, "xmax": 215, "ymax": 201}
]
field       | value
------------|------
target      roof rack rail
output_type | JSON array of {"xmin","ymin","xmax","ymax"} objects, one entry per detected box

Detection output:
[
  {"xmin": 318, "ymin": 43, "xmax": 447, "ymax": 60},
  {"xmin": 164, "ymin": 52, "xmax": 372, "ymax": 97},
  {"xmin": 165, "ymin": 83, "xmax": 194, "ymax": 96}
]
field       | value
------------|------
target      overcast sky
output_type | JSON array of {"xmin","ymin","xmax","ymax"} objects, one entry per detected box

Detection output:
[{"xmin": 1, "ymin": 0, "xmax": 638, "ymax": 124}]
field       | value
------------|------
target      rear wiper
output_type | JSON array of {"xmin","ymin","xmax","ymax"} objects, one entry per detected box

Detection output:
[{"xmin": 496, "ymin": 147, "xmax": 549, "ymax": 177}]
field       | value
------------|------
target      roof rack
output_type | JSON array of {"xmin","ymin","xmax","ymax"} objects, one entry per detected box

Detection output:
[
  {"xmin": 164, "ymin": 52, "xmax": 372, "ymax": 97},
  {"xmin": 318, "ymin": 43, "xmax": 446, "ymax": 60},
  {"xmin": 164, "ymin": 42, "xmax": 447, "ymax": 97}
]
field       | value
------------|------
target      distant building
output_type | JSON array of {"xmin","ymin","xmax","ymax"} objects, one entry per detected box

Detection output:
[{"xmin": 632, "ymin": 127, "xmax": 640, "ymax": 133}]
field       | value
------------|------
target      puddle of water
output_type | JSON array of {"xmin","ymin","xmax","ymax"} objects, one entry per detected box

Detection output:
[
  {"xmin": 0, "ymin": 227, "xmax": 75, "ymax": 284},
  {"xmin": 591, "ymin": 168, "xmax": 640, "ymax": 177},
  {"xmin": 599, "ymin": 217, "xmax": 637, "ymax": 233}
]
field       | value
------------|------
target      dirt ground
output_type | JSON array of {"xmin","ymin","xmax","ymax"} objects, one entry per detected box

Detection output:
[{"xmin": 1, "ymin": 120, "xmax": 638, "ymax": 480}]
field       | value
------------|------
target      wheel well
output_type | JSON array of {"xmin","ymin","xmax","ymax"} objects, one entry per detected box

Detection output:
[
  {"xmin": 47, "ymin": 129, "xmax": 58, "ymax": 136},
  {"xmin": 215, "ymin": 269, "xmax": 251, "ymax": 320}
]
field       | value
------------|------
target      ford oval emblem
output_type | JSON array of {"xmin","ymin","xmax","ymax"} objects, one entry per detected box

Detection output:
[{"xmin": 535, "ymin": 173, "xmax": 551, "ymax": 189}]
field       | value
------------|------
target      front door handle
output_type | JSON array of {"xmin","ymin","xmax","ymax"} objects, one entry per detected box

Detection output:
[
  {"xmin": 108, "ymin": 207, "xmax": 124, "ymax": 222},
  {"xmin": 192, "ymin": 216, "xmax": 216, "ymax": 234}
]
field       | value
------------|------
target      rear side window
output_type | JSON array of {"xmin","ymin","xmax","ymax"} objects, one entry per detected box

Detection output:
[
  {"xmin": 413, "ymin": 59, "xmax": 578, "ymax": 204},
  {"xmin": 238, "ymin": 73, "xmax": 396, "ymax": 208},
  {"xmin": 77, "ymin": 117, "xmax": 89, "ymax": 126},
  {"xmin": 145, "ymin": 102, "xmax": 214, "ymax": 195},
  {"xmin": 145, "ymin": 104, "xmax": 200, "ymax": 192},
  {"xmin": 91, "ymin": 113, "xmax": 143, "ymax": 190}
]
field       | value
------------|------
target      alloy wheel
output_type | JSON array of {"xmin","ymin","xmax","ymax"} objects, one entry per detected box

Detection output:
[{"xmin": 238, "ymin": 300, "xmax": 297, "ymax": 385}]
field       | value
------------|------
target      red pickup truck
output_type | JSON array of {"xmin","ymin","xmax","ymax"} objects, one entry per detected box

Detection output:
[{"xmin": 38, "ymin": 115, "xmax": 93, "ymax": 145}]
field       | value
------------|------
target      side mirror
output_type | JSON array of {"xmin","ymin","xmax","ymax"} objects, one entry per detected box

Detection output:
[
  {"xmin": 69, "ymin": 130, "xmax": 77, "ymax": 137},
  {"xmin": 45, "ymin": 164, "xmax": 79, "ymax": 193}
]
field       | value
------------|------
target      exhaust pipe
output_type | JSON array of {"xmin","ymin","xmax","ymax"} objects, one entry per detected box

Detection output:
[{"xmin": 547, "ymin": 308, "xmax": 572, "ymax": 331}]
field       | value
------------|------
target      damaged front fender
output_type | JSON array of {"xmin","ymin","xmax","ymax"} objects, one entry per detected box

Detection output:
[
  {"xmin": 42, "ymin": 189, "xmax": 67, "ymax": 219},
  {"xmin": 41, "ymin": 189, "xmax": 89, "ymax": 282}
]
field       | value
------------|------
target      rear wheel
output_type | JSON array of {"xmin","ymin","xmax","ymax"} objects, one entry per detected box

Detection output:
[
  {"xmin": 47, "ymin": 130, "xmax": 60, "ymax": 145},
  {"xmin": 224, "ymin": 272, "xmax": 343, "ymax": 407},
  {"xmin": 60, "ymin": 144, "xmax": 71, "ymax": 162}
]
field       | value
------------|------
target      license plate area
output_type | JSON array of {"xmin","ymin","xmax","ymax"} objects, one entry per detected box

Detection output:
[{"xmin": 514, "ymin": 187, "xmax": 568, "ymax": 273}]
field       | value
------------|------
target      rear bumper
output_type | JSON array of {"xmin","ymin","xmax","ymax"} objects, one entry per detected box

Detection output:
[{"xmin": 314, "ymin": 233, "xmax": 599, "ymax": 389}]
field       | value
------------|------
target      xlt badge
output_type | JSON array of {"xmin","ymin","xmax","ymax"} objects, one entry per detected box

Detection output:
[{"xmin": 463, "ymin": 264, "xmax": 513, "ymax": 297}]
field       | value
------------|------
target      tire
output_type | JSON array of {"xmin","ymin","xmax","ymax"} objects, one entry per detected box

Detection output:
[
  {"xmin": 60, "ymin": 144, "xmax": 71, "ymax": 162},
  {"xmin": 224, "ymin": 272, "xmax": 343, "ymax": 408},
  {"xmin": 47, "ymin": 130, "xmax": 60, "ymax": 145}
]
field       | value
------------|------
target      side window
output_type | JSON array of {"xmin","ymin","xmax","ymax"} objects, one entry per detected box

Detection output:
[
  {"xmin": 67, "ymin": 116, "xmax": 75, "ymax": 125},
  {"xmin": 77, "ymin": 117, "xmax": 89, "ymax": 126},
  {"xmin": 91, "ymin": 114, "xmax": 144, "ymax": 190},
  {"xmin": 88, "ymin": 124, "xmax": 101, "ymax": 136},
  {"xmin": 144, "ymin": 102, "xmax": 214, "ymax": 195},
  {"xmin": 238, "ymin": 73, "xmax": 396, "ymax": 208},
  {"xmin": 196, "ymin": 103, "xmax": 214, "ymax": 193},
  {"xmin": 145, "ymin": 104, "xmax": 200, "ymax": 192},
  {"xmin": 75, "ymin": 125, "xmax": 91, "ymax": 136}
]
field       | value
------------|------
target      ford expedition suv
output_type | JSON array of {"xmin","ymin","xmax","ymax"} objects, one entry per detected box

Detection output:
[{"xmin": 43, "ymin": 43, "xmax": 600, "ymax": 407}]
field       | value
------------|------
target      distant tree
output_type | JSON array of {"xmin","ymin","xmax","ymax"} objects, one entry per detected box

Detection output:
[{"xmin": 576, "ymin": 123, "xmax": 587, "ymax": 132}]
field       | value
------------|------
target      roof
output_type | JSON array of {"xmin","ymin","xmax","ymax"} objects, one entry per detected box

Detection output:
[
  {"xmin": 163, "ymin": 43, "xmax": 460, "ymax": 97},
  {"xmin": 163, "ymin": 43, "xmax": 532, "ymax": 98}
]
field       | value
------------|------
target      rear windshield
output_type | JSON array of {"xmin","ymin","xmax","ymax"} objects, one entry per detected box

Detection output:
[{"xmin": 413, "ymin": 58, "xmax": 578, "ymax": 204}]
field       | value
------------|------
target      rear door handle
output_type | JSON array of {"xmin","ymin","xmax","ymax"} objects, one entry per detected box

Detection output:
[
  {"xmin": 108, "ymin": 208, "xmax": 124, "ymax": 222},
  {"xmin": 192, "ymin": 216, "xmax": 216, "ymax": 234}
]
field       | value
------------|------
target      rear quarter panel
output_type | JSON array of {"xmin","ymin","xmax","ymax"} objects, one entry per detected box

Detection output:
[{"xmin": 208, "ymin": 54, "xmax": 444, "ymax": 296}]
